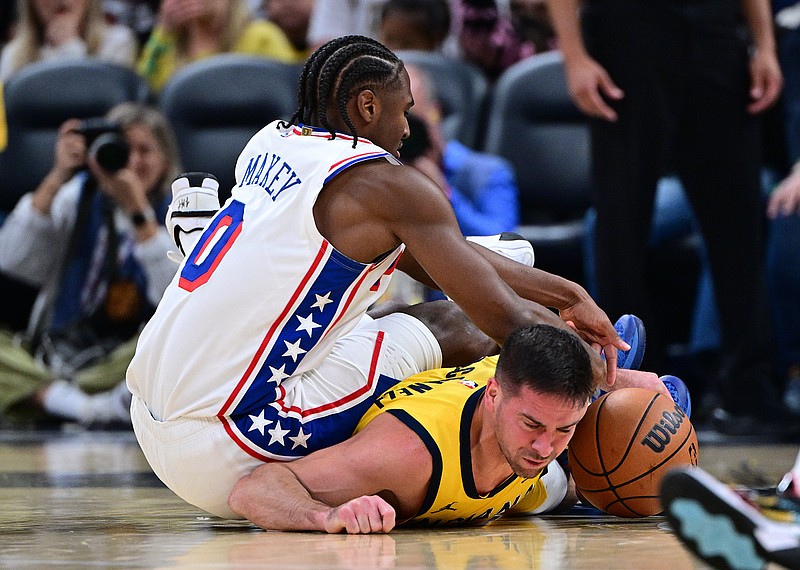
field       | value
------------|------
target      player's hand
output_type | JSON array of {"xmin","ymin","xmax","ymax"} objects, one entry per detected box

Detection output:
[
  {"xmin": 324, "ymin": 496, "xmax": 396, "ymax": 534},
  {"xmin": 560, "ymin": 299, "xmax": 630, "ymax": 386},
  {"xmin": 563, "ymin": 54, "xmax": 624, "ymax": 122},
  {"xmin": 747, "ymin": 48, "xmax": 783, "ymax": 114},
  {"xmin": 767, "ymin": 167, "xmax": 800, "ymax": 219},
  {"xmin": 603, "ymin": 369, "xmax": 670, "ymax": 399}
]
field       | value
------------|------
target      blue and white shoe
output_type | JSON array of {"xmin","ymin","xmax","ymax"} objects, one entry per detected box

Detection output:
[
  {"xmin": 661, "ymin": 467, "xmax": 800, "ymax": 570},
  {"xmin": 614, "ymin": 314, "xmax": 646, "ymax": 370},
  {"xmin": 661, "ymin": 375, "xmax": 692, "ymax": 418}
]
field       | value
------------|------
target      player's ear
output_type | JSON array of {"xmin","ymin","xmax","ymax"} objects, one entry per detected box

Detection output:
[
  {"xmin": 354, "ymin": 89, "xmax": 378, "ymax": 124},
  {"xmin": 485, "ymin": 376, "xmax": 500, "ymax": 408}
]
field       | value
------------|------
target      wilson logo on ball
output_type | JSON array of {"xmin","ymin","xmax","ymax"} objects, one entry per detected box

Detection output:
[{"xmin": 640, "ymin": 404, "xmax": 687, "ymax": 453}]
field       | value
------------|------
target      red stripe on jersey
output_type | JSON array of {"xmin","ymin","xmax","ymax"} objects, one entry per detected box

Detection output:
[
  {"xmin": 221, "ymin": 418, "xmax": 279, "ymax": 463},
  {"xmin": 328, "ymin": 151, "xmax": 385, "ymax": 172},
  {"xmin": 275, "ymin": 330, "xmax": 385, "ymax": 417},
  {"xmin": 216, "ymin": 240, "xmax": 330, "ymax": 417}
]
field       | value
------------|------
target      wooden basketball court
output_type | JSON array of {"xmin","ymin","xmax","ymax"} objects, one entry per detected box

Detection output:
[{"xmin": 0, "ymin": 428, "xmax": 794, "ymax": 569}]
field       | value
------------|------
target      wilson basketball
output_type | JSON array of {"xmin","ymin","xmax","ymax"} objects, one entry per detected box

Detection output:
[{"xmin": 568, "ymin": 388, "xmax": 699, "ymax": 517}]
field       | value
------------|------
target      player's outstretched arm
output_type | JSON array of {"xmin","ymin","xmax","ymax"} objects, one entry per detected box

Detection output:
[
  {"xmin": 228, "ymin": 462, "xmax": 395, "ymax": 533},
  {"xmin": 228, "ymin": 415, "xmax": 429, "ymax": 533}
]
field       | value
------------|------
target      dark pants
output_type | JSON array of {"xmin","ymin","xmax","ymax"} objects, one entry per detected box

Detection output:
[{"xmin": 583, "ymin": 0, "xmax": 772, "ymax": 411}]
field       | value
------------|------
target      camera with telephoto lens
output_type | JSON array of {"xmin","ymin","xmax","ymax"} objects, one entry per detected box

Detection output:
[{"xmin": 74, "ymin": 118, "xmax": 130, "ymax": 172}]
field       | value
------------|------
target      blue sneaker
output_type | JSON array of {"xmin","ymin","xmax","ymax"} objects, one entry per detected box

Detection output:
[
  {"xmin": 592, "ymin": 314, "xmax": 648, "ymax": 403},
  {"xmin": 661, "ymin": 374, "xmax": 692, "ymax": 418},
  {"xmin": 613, "ymin": 314, "xmax": 646, "ymax": 370}
]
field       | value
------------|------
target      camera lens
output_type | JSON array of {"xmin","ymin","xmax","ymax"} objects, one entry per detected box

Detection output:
[{"xmin": 89, "ymin": 132, "xmax": 129, "ymax": 172}]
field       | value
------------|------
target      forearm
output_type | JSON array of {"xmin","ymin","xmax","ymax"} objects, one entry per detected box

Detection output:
[
  {"xmin": 741, "ymin": 0, "xmax": 777, "ymax": 53},
  {"xmin": 228, "ymin": 463, "xmax": 331, "ymax": 531},
  {"xmin": 471, "ymin": 243, "xmax": 589, "ymax": 313},
  {"xmin": 545, "ymin": 0, "xmax": 586, "ymax": 62}
]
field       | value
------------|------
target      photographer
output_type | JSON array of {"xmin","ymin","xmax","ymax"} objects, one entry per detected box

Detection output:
[{"xmin": 0, "ymin": 102, "xmax": 182, "ymax": 428}]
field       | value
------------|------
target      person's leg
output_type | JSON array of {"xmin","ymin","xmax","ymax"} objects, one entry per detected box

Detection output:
[
  {"xmin": 0, "ymin": 330, "xmax": 52, "ymax": 417},
  {"xmin": 674, "ymin": 3, "xmax": 775, "ymax": 422},
  {"xmin": 778, "ymin": 26, "xmax": 800, "ymax": 164},
  {"xmin": 73, "ymin": 334, "xmax": 138, "ymax": 394},
  {"xmin": 582, "ymin": 0, "xmax": 681, "ymax": 371},
  {"xmin": 766, "ymin": 215, "xmax": 800, "ymax": 410},
  {"xmin": 398, "ymin": 300, "xmax": 498, "ymax": 367},
  {"xmin": 648, "ymin": 176, "xmax": 720, "ymax": 356}
]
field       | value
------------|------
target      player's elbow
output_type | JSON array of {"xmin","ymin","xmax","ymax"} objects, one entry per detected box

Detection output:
[{"xmin": 227, "ymin": 472, "xmax": 256, "ymax": 520}]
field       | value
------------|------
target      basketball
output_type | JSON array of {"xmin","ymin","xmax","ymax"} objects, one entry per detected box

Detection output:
[{"xmin": 568, "ymin": 388, "xmax": 699, "ymax": 517}]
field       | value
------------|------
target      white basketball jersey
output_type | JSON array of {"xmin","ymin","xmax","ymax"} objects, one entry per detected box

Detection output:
[{"xmin": 128, "ymin": 121, "xmax": 404, "ymax": 421}]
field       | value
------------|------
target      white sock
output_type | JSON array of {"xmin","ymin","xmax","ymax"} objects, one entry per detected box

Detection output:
[{"xmin": 42, "ymin": 380, "xmax": 90, "ymax": 422}]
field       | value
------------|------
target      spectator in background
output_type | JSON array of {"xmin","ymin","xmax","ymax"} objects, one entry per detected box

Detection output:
[
  {"xmin": 404, "ymin": 63, "xmax": 520, "ymax": 236},
  {"xmin": 262, "ymin": 0, "xmax": 313, "ymax": 60},
  {"xmin": 102, "ymin": 0, "xmax": 159, "ymax": 46},
  {"xmin": 137, "ymin": 0, "xmax": 301, "ymax": 92},
  {"xmin": 306, "ymin": 0, "xmax": 387, "ymax": 50},
  {"xmin": 767, "ymin": 162, "xmax": 800, "ymax": 413},
  {"xmin": 456, "ymin": 0, "xmax": 536, "ymax": 81},
  {"xmin": 0, "ymin": 0, "xmax": 138, "ymax": 83},
  {"xmin": 770, "ymin": 1, "xmax": 800, "ymax": 412},
  {"xmin": 0, "ymin": 102, "xmax": 181, "ymax": 428},
  {"xmin": 379, "ymin": 0, "xmax": 451, "ymax": 53},
  {"xmin": 509, "ymin": 0, "xmax": 556, "ymax": 54},
  {"xmin": 546, "ymin": 0, "xmax": 787, "ymax": 434}
]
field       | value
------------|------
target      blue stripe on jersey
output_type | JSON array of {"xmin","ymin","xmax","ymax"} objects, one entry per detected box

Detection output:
[
  {"xmin": 324, "ymin": 153, "xmax": 392, "ymax": 185},
  {"xmin": 231, "ymin": 373, "xmax": 400, "ymax": 459},
  {"xmin": 231, "ymin": 246, "xmax": 368, "ymax": 417}
]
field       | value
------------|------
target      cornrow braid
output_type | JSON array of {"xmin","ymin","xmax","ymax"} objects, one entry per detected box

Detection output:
[{"xmin": 280, "ymin": 35, "xmax": 404, "ymax": 148}]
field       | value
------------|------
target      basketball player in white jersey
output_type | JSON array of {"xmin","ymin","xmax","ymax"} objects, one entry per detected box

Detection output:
[{"xmin": 127, "ymin": 35, "xmax": 633, "ymax": 518}]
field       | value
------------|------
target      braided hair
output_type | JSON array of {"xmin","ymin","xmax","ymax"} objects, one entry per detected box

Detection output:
[{"xmin": 280, "ymin": 35, "xmax": 405, "ymax": 148}]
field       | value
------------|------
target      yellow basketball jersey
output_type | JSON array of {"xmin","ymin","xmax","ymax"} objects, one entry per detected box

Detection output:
[{"xmin": 355, "ymin": 356, "xmax": 550, "ymax": 527}]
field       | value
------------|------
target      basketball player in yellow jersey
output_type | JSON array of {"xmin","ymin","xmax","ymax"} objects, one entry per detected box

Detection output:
[{"xmin": 229, "ymin": 324, "xmax": 663, "ymax": 532}]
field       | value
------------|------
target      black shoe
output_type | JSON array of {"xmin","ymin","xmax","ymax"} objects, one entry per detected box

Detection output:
[{"xmin": 709, "ymin": 408, "xmax": 782, "ymax": 438}]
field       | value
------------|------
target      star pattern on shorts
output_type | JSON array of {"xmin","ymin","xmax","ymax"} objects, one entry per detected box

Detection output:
[
  {"xmin": 268, "ymin": 420, "xmax": 290, "ymax": 446},
  {"xmin": 310, "ymin": 292, "xmax": 333, "ymax": 312},
  {"xmin": 282, "ymin": 339, "xmax": 307, "ymax": 362},
  {"xmin": 296, "ymin": 313, "xmax": 321, "ymax": 337},
  {"xmin": 288, "ymin": 428, "xmax": 312, "ymax": 450},
  {"xmin": 267, "ymin": 364, "xmax": 289, "ymax": 385},
  {"xmin": 247, "ymin": 410, "xmax": 273, "ymax": 436}
]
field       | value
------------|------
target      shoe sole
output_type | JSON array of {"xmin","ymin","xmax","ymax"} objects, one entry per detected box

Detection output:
[
  {"xmin": 661, "ymin": 468, "xmax": 794, "ymax": 570},
  {"xmin": 614, "ymin": 314, "xmax": 646, "ymax": 370},
  {"xmin": 660, "ymin": 375, "xmax": 692, "ymax": 418}
]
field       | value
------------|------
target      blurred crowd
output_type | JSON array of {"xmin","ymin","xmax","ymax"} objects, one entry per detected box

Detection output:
[{"xmin": 0, "ymin": 0, "xmax": 799, "ymax": 439}]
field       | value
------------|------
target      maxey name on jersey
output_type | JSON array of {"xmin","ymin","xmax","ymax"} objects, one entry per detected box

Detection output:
[{"xmin": 239, "ymin": 152, "xmax": 302, "ymax": 201}]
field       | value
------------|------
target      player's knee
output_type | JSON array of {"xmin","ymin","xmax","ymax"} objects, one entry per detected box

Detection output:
[{"xmin": 405, "ymin": 300, "xmax": 497, "ymax": 366}]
